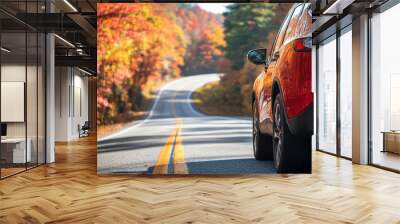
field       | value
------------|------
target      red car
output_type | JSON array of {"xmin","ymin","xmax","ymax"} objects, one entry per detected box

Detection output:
[{"xmin": 247, "ymin": 3, "xmax": 312, "ymax": 173}]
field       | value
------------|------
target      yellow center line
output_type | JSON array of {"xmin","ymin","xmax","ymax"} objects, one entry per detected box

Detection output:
[
  {"xmin": 152, "ymin": 91, "xmax": 189, "ymax": 174},
  {"xmin": 173, "ymin": 120, "xmax": 188, "ymax": 174},
  {"xmin": 173, "ymin": 129, "xmax": 188, "ymax": 174},
  {"xmin": 152, "ymin": 127, "xmax": 178, "ymax": 175}
]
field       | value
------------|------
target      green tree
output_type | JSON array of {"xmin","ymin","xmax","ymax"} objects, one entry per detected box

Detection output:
[{"xmin": 223, "ymin": 4, "xmax": 289, "ymax": 70}]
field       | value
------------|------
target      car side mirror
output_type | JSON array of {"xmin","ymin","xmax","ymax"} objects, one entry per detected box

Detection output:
[{"xmin": 247, "ymin": 48, "xmax": 267, "ymax": 65}]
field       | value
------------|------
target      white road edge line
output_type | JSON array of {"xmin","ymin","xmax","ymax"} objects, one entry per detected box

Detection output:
[
  {"xmin": 98, "ymin": 79, "xmax": 178, "ymax": 141},
  {"xmin": 99, "ymin": 74, "xmax": 222, "ymax": 141}
]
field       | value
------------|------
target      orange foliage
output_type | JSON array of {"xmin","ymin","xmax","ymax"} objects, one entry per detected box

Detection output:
[
  {"xmin": 178, "ymin": 5, "xmax": 226, "ymax": 75},
  {"xmin": 97, "ymin": 4, "xmax": 187, "ymax": 124}
]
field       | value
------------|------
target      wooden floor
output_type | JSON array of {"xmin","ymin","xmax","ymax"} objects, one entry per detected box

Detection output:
[
  {"xmin": 1, "ymin": 136, "xmax": 400, "ymax": 223},
  {"xmin": 372, "ymin": 151, "xmax": 400, "ymax": 171}
]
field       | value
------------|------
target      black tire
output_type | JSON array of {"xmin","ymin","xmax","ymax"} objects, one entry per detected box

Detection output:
[
  {"xmin": 272, "ymin": 94, "xmax": 311, "ymax": 173},
  {"xmin": 252, "ymin": 100, "xmax": 273, "ymax": 160}
]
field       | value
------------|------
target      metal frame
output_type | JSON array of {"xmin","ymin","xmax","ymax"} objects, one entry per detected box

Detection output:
[
  {"xmin": 336, "ymin": 27, "xmax": 341, "ymax": 158},
  {"xmin": 44, "ymin": 0, "xmax": 47, "ymax": 166},
  {"xmin": 367, "ymin": 11, "xmax": 373, "ymax": 166},
  {"xmin": 315, "ymin": 44, "xmax": 320, "ymax": 151}
]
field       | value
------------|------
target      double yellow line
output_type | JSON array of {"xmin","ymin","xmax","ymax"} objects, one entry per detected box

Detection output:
[{"xmin": 152, "ymin": 112, "xmax": 189, "ymax": 174}]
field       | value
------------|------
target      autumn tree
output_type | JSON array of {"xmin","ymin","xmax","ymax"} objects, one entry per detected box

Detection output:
[
  {"xmin": 223, "ymin": 3, "xmax": 292, "ymax": 70},
  {"xmin": 201, "ymin": 3, "xmax": 293, "ymax": 116},
  {"xmin": 177, "ymin": 5, "xmax": 226, "ymax": 75},
  {"xmin": 97, "ymin": 4, "xmax": 187, "ymax": 125}
]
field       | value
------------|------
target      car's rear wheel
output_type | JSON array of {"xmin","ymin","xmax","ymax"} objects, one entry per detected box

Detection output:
[
  {"xmin": 252, "ymin": 100, "xmax": 273, "ymax": 160},
  {"xmin": 273, "ymin": 94, "xmax": 311, "ymax": 173}
]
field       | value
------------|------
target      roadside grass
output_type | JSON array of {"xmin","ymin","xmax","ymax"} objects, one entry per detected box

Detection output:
[{"xmin": 192, "ymin": 80, "xmax": 250, "ymax": 117}]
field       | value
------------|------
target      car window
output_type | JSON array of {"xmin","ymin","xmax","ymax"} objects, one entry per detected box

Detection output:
[
  {"xmin": 305, "ymin": 2, "xmax": 312, "ymax": 17},
  {"xmin": 270, "ymin": 6, "xmax": 295, "ymax": 59},
  {"xmin": 283, "ymin": 4, "xmax": 304, "ymax": 43},
  {"xmin": 298, "ymin": 3, "xmax": 312, "ymax": 38}
]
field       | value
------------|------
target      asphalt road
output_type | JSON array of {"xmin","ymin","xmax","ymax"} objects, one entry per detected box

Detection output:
[{"xmin": 98, "ymin": 74, "xmax": 276, "ymax": 174}]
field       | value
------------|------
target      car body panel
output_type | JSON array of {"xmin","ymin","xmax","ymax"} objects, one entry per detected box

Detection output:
[{"xmin": 252, "ymin": 3, "xmax": 313, "ymax": 136}]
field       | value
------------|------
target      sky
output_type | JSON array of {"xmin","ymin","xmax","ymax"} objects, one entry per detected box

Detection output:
[{"xmin": 196, "ymin": 3, "xmax": 231, "ymax": 14}]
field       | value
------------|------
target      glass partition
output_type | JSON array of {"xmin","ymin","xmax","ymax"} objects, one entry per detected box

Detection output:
[
  {"xmin": 370, "ymin": 3, "xmax": 400, "ymax": 171},
  {"xmin": 317, "ymin": 35, "xmax": 337, "ymax": 155},
  {"xmin": 0, "ymin": 1, "xmax": 46, "ymax": 179},
  {"xmin": 38, "ymin": 32, "xmax": 45, "ymax": 165},
  {"xmin": 1, "ymin": 30, "xmax": 27, "ymax": 177},
  {"xmin": 339, "ymin": 27, "xmax": 352, "ymax": 158}
]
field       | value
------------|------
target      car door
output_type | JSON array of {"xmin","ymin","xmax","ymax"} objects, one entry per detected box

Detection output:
[{"xmin": 258, "ymin": 6, "xmax": 295, "ymax": 135}]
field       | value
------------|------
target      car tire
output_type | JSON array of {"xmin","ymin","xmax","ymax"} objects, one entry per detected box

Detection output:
[
  {"xmin": 252, "ymin": 100, "xmax": 273, "ymax": 160},
  {"xmin": 272, "ymin": 94, "xmax": 311, "ymax": 173}
]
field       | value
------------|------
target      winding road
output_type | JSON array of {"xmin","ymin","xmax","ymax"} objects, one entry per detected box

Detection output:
[{"xmin": 98, "ymin": 74, "xmax": 276, "ymax": 174}]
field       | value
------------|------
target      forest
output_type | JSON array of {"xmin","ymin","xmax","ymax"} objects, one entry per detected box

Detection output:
[{"xmin": 97, "ymin": 3, "xmax": 291, "ymax": 126}]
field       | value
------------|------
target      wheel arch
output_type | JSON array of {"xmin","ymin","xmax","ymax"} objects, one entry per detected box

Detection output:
[
  {"xmin": 271, "ymin": 79, "xmax": 290, "ymax": 131},
  {"xmin": 271, "ymin": 79, "xmax": 281, "ymax": 111}
]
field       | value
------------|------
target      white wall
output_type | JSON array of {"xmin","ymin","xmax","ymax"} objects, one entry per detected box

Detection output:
[
  {"xmin": 55, "ymin": 67, "xmax": 89, "ymax": 141},
  {"xmin": 55, "ymin": 67, "xmax": 69, "ymax": 141}
]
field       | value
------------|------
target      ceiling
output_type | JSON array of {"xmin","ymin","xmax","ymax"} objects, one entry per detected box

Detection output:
[{"xmin": 0, "ymin": 0, "xmax": 97, "ymax": 74}]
